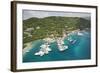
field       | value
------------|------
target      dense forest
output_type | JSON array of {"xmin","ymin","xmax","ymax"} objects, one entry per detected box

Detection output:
[{"xmin": 23, "ymin": 16, "xmax": 90, "ymax": 44}]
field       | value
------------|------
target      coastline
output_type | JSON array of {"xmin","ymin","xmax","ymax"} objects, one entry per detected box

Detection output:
[
  {"xmin": 23, "ymin": 39, "xmax": 43, "ymax": 55},
  {"xmin": 23, "ymin": 29, "xmax": 90, "ymax": 55},
  {"xmin": 23, "ymin": 30, "xmax": 90, "ymax": 62},
  {"xmin": 22, "ymin": 42, "xmax": 32, "ymax": 55}
]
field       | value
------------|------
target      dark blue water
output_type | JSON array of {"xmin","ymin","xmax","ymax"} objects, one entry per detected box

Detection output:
[{"xmin": 23, "ymin": 31, "xmax": 91, "ymax": 63}]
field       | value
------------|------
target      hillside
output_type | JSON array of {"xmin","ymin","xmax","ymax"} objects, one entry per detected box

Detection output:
[{"xmin": 23, "ymin": 16, "xmax": 90, "ymax": 44}]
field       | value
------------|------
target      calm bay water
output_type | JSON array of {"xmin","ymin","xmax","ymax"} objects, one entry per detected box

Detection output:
[{"xmin": 23, "ymin": 31, "xmax": 91, "ymax": 63}]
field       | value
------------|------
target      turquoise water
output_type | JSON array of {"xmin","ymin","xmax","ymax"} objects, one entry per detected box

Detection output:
[{"xmin": 23, "ymin": 31, "xmax": 91, "ymax": 63}]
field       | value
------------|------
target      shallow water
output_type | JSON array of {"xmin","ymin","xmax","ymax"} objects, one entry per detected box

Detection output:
[{"xmin": 23, "ymin": 31, "xmax": 91, "ymax": 63}]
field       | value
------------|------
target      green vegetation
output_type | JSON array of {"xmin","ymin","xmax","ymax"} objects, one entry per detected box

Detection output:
[{"xmin": 23, "ymin": 16, "xmax": 90, "ymax": 44}]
